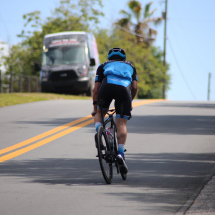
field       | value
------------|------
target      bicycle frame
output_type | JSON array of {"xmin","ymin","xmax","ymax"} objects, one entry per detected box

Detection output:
[
  {"xmin": 97, "ymin": 100, "xmax": 119, "ymax": 173},
  {"xmin": 98, "ymin": 104, "xmax": 115, "ymax": 129}
]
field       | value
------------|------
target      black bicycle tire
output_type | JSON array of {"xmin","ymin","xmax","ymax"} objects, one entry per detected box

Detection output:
[
  {"xmin": 120, "ymin": 152, "xmax": 127, "ymax": 180},
  {"xmin": 97, "ymin": 126, "xmax": 113, "ymax": 184},
  {"xmin": 113, "ymin": 122, "xmax": 118, "ymax": 158}
]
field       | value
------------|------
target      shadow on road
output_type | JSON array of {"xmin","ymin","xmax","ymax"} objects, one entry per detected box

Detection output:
[
  {"xmin": 128, "ymin": 115, "xmax": 215, "ymax": 135},
  {"xmin": 0, "ymin": 158, "xmax": 102, "ymax": 185},
  {"xmin": 0, "ymin": 153, "xmax": 215, "ymax": 188},
  {"xmin": 13, "ymin": 102, "xmax": 215, "ymax": 136},
  {"xmin": 1, "ymin": 153, "xmax": 215, "ymax": 213},
  {"xmin": 14, "ymin": 113, "xmax": 215, "ymax": 135},
  {"xmin": 0, "ymin": 153, "xmax": 215, "ymax": 187}
]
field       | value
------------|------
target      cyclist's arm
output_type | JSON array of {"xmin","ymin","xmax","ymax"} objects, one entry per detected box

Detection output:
[
  {"xmin": 131, "ymin": 81, "xmax": 137, "ymax": 100},
  {"xmin": 92, "ymin": 82, "xmax": 101, "ymax": 113},
  {"xmin": 131, "ymin": 65, "xmax": 138, "ymax": 100},
  {"xmin": 92, "ymin": 64, "xmax": 104, "ymax": 116}
]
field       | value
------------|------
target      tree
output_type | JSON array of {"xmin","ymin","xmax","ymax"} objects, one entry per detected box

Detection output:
[
  {"xmin": 116, "ymin": 0, "xmax": 162, "ymax": 46},
  {"xmin": 3, "ymin": 0, "xmax": 103, "ymax": 76},
  {"xmin": 2, "ymin": 0, "xmax": 170, "ymax": 98},
  {"xmin": 95, "ymin": 29, "xmax": 169, "ymax": 98},
  {"xmin": 18, "ymin": 0, "xmax": 104, "ymax": 40}
]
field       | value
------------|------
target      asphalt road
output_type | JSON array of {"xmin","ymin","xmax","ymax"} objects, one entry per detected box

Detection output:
[{"xmin": 0, "ymin": 100, "xmax": 215, "ymax": 215}]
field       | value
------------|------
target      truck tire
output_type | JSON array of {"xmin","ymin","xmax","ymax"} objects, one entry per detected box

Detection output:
[{"xmin": 86, "ymin": 80, "xmax": 93, "ymax": 97}]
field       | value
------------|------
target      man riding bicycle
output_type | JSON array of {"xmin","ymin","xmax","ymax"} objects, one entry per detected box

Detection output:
[{"xmin": 91, "ymin": 47, "xmax": 138, "ymax": 174}]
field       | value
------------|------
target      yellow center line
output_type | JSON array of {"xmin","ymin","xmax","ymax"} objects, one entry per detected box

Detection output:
[
  {"xmin": 0, "ymin": 115, "xmax": 92, "ymax": 155},
  {"xmin": 0, "ymin": 119, "xmax": 94, "ymax": 163},
  {"xmin": 0, "ymin": 99, "xmax": 164, "ymax": 163}
]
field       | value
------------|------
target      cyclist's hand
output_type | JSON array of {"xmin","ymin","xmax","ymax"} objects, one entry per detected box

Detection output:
[{"xmin": 91, "ymin": 110, "xmax": 97, "ymax": 116}]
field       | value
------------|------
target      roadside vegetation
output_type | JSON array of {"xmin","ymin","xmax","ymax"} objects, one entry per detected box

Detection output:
[
  {"xmin": 0, "ymin": 93, "xmax": 90, "ymax": 108},
  {"xmin": 0, "ymin": 0, "xmax": 170, "ymax": 99}
]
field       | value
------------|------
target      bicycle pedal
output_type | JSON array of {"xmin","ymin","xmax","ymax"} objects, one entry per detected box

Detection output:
[{"xmin": 124, "ymin": 149, "xmax": 127, "ymax": 152}]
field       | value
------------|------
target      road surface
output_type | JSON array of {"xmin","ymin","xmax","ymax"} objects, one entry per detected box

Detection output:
[{"xmin": 0, "ymin": 100, "xmax": 215, "ymax": 215}]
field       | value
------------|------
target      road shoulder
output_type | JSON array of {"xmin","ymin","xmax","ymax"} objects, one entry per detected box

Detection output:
[{"xmin": 185, "ymin": 174, "xmax": 215, "ymax": 214}]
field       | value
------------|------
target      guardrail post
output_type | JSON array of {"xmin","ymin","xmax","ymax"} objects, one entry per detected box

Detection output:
[
  {"xmin": 27, "ymin": 76, "xmax": 30, "ymax": 92},
  {"xmin": 10, "ymin": 72, "xmax": 13, "ymax": 93},
  {"xmin": 35, "ymin": 77, "xmax": 38, "ymax": 92},
  {"xmin": 19, "ymin": 75, "xmax": 22, "ymax": 92}
]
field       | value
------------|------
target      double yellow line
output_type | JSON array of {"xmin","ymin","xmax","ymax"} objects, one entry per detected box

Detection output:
[
  {"xmin": 0, "ymin": 115, "xmax": 94, "ymax": 163},
  {"xmin": 0, "ymin": 99, "xmax": 164, "ymax": 163}
]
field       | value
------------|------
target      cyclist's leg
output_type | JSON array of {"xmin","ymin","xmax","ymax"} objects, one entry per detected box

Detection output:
[
  {"xmin": 115, "ymin": 117, "xmax": 129, "ymax": 174},
  {"xmin": 115, "ymin": 118, "xmax": 128, "ymax": 145},
  {"xmin": 94, "ymin": 78, "xmax": 113, "ymax": 126},
  {"xmin": 93, "ymin": 80, "xmax": 113, "ymax": 149},
  {"xmin": 115, "ymin": 117, "xmax": 128, "ymax": 161},
  {"xmin": 115, "ymin": 119, "xmax": 129, "ymax": 177},
  {"xmin": 94, "ymin": 108, "xmax": 108, "ymax": 149},
  {"xmin": 114, "ymin": 84, "xmax": 132, "ymax": 149},
  {"xmin": 94, "ymin": 108, "xmax": 107, "ymax": 124},
  {"xmin": 114, "ymin": 86, "xmax": 131, "ymax": 174}
]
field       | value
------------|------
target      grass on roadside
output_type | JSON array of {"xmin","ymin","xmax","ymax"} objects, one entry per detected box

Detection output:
[{"xmin": 0, "ymin": 93, "xmax": 91, "ymax": 108}]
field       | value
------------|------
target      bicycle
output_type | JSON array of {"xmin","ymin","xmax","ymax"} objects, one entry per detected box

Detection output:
[{"xmin": 95, "ymin": 100, "xmax": 127, "ymax": 184}]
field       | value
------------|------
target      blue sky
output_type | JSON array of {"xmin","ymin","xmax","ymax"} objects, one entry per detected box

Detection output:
[{"xmin": 0, "ymin": 0, "xmax": 214, "ymax": 101}]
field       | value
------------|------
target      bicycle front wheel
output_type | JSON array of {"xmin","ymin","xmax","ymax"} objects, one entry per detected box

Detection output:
[{"xmin": 97, "ymin": 126, "xmax": 113, "ymax": 184}]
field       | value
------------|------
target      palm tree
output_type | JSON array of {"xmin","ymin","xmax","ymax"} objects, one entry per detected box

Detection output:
[{"xmin": 116, "ymin": 1, "xmax": 162, "ymax": 45}]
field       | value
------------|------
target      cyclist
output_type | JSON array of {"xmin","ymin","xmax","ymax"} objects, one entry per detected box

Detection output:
[{"xmin": 91, "ymin": 47, "xmax": 138, "ymax": 174}]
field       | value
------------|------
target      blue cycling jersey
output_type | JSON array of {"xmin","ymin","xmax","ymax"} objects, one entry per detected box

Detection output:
[{"xmin": 95, "ymin": 60, "xmax": 137, "ymax": 87}]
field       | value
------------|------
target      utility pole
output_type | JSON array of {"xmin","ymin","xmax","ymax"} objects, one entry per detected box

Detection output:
[
  {"xmin": 208, "ymin": 72, "xmax": 211, "ymax": 101},
  {"xmin": 162, "ymin": 0, "xmax": 168, "ymax": 99}
]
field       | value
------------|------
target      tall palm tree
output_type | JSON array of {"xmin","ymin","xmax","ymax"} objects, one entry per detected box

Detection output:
[{"xmin": 116, "ymin": 1, "xmax": 162, "ymax": 45}]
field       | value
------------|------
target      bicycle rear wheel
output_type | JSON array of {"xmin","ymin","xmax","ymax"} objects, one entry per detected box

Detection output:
[
  {"xmin": 120, "ymin": 153, "xmax": 127, "ymax": 180},
  {"xmin": 97, "ymin": 126, "xmax": 113, "ymax": 184}
]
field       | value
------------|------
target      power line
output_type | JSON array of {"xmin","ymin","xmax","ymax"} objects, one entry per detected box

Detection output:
[
  {"xmin": 169, "ymin": 22, "xmax": 205, "ymax": 93},
  {"xmin": 167, "ymin": 38, "xmax": 196, "ymax": 100},
  {"xmin": 113, "ymin": 23, "xmax": 146, "ymax": 38},
  {"xmin": 162, "ymin": 0, "xmax": 168, "ymax": 99},
  {"xmin": 101, "ymin": 0, "xmax": 156, "ymax": 39},
  {"xmin": 169, "ymin": 8, "xmax": 206, "ymax": 93},
  {"xmin": 169, "ymin": 19, "xmax": 215, "ymax": 23},
  {"xmin": 101, "ymin": 15, "xmax": 151, "ymax": 39}
]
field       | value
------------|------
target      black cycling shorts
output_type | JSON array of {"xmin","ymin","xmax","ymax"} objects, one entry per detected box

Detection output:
[{"xmin": 97, "ymin": 77, "xmax": 132, "ymax": 120}]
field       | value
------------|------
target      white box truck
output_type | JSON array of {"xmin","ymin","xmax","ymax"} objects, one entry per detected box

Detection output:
[{"xmin": 40, "ymin": 31, "xmax": 99, "ymax": 96}]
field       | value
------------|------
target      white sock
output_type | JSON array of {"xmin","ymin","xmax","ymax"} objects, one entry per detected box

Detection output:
[{"xmin": 95, "ymin": 122, "xmax": 102, "ymax": 132}]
